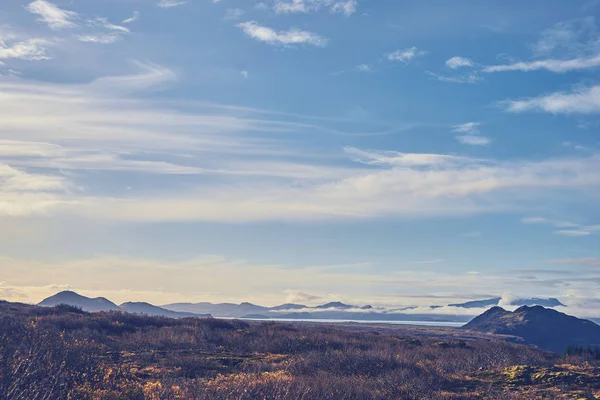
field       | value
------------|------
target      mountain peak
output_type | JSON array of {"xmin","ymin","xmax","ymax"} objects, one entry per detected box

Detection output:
[
  {"xmin": 39, "ymin": 291, "xmax": 120, "ymax": 312},
  {"xmin": 315, "ymin": 301, "xmax": 355, "ymax": 309}
]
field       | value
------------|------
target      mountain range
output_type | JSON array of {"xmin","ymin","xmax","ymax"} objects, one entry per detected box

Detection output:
[
  {"xmin": 37, "ymin": 291, "xmax": 580, "ymax": 326},
  {"xmin": 38, "ymin": 291, "xmax": 211, "ymax": 318},
  {"xmin": 449, "ymin": 297, "xmax": 565, "ymax": 309},
  {"xmin": 463, "ymin": 305, "xmax": 600, "ymax": 354}
]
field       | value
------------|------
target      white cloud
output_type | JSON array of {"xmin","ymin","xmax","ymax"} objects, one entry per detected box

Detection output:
[
  {"xmin": 452, "ymin": 123, "xmax": 490, "ymax": 146},
  {"xmin": 237, "ymin": 21, "xmax": 327, "ymax": 47},
  {"xmin": 521, "ymin": 217, "xmax": 578, "ymax": 227},
  {"xmin": 89, "ymin": 61, "xmax": 178, "ymax": 92},
  {"xmin": 486, "ymin": 18, "xmax": 600, "ymax": 74},
  {"xmin": 2, "ymin": 71, "xmax": 600, "ymax": 222},
  {"xmin": 89, "ymin": 17, "xmax": 129, "ymax": 33},
  {"xmin": 241, "ymin": 70, "xmax": 249, "ymax": 79},
  {"xmin": 452, "ymin": 122, "xmax": 480, "ymax": 135},
  {"xmin": 504, "ymin": 85, "xmax": 600, "ymax": 114},
  {"xmin": 387, "ymin": 47, "xmax": 427, "ymax": 64},
  {"xmin": 355, "ymin": 64, "xmax": 372, "ymax": 72},
  {"xmin": 0, "ymin": 163, "xmax": 71, "ymax": 217},
  {"xmin": 0, "ymin": 37, "xmax": 51, "ymax": 61},
  {"xmin": 426, "ymin": 71, "xmax": 482, "ymax": 84},
  {"xmin": 555, "ymin": 229, "xmax": 592, "ymax": 237},
  {"xmin": 484, "ymin": 55, "xmax": 600, "ymax": 73},
  {"xmin": 122, "ymin": 11, "xmax": 140, "ymax": 24},
  {"xmin": 531, "ymin": 17, "xmax": 598, "ymax": 58},
  {"xmin": 273, "ymin": 0, "xmax": 358, "ymax": 16},
  {"xmin": 521, "ymin": 217, "xmax": 577, "ymax": 227},
  {"xmin": 522, "ymin": 216, "xmax": 598, "ymax": 237},
  {"xmin": 456, "ymin": 135, "xmax": 491, "ymax": 146},
  {"xmin": 330, "ymin": 0, "xmax": 358, "ymax": 15},
  {"xmin": 446, "ymin": 56, "xmax": 473, "ymax": 69},
  {"xmin": 78, "ymin": 33, "xmax": 121, "ymax": 44},
  {"xmin": 26, "ymin": 0, "xmax": 78, "ymax": 30},
  {"xmin": 345, "ymin": 147, "xmax": 474, "ymax": 167},
  {"xmin": 157, "ymin": 0, "xmax": 188, "ymax": 8}
]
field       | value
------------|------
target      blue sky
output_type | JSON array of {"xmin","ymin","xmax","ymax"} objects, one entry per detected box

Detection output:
[{"xmin": 1, "ymin": 0, "xmax": 599, "ymax": 314}]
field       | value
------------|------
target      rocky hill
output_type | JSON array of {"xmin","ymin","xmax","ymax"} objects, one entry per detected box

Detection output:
[{"xmin": 463, "ymin": 306, "xmax": 600, "ymax": 354}]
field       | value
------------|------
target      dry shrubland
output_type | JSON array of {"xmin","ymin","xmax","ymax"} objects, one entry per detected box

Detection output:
[{"xmin": 1, "ymin": 300, "xmax": 598, "ymax": 399}]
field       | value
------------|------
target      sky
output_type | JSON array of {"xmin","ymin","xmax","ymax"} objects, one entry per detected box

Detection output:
[{"xmin": 1, "ymin": 0, "xmax": 600, "ymax": 314}]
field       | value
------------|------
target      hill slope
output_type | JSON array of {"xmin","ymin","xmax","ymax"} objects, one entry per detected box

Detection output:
[
  {"xmin": 463, "ymin": 306, "xmax": 600, "ymax": 354},
  {"xmin": 38, "ymin": 291, "xmax": 120, "ymax": 312}
]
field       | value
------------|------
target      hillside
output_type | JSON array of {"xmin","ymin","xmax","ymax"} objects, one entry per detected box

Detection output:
[
  {"xmin": 463, "ymin": 306, "xmax": 600, "ymax": 354},
  {"xmin": 38, "ymin": 291, "xmax": 120, "ymax": 312}
]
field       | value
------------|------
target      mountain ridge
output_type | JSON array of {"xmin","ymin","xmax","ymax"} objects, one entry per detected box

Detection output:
[{"xmin": 38, "ymin": 291, "xmax": 211, "ymax": 318}]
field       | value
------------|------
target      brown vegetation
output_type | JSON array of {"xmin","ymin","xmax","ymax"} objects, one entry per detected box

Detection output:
[{"xmin": 1, "ymin": 300, "xmax": 599, "ymax": 399}]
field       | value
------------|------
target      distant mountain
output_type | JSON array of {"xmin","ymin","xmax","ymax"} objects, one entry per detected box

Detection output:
[
  {"xmin": 449, "ymin": 298, "xmax": 501, "ymax": 308},
  {"xmin": 450, "ymin": 297, "xmax": 565, "ymax": 309},
  {"xmin": 120, "ymin": 302, "xmax": 211, "ymax": 318},
  {"xmin": 269, "ymin": 303, "xmax": 307, "ymax": 311},
  {"xmin": 163, "ymin": 302, "xmax": 269, "ymax": 318},
  {"xmin": 39, "ymin": 291, "xmax": 120, "ymax": 312},
  {"xmin": 463, "ymin": 306, "xmax": 600, "ymax": 354},
  {"xmin": 315, "ymin": 302, "xmax": 355, "ymax": 309},
  {"xmin": 514, "ymin": 298, "xmax": 565, "ymax": 307}
]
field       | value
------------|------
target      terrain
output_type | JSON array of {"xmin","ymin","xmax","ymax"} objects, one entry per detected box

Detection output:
[
  {"xmin": 2, "ymin": 300, "xmax": 600, "ymax": 399},
  {"xmin": 464, "ymin": 306, "xmax": 600, "ymax": 354}
]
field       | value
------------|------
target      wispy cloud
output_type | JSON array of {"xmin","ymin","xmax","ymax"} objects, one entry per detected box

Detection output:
[
  {"xmin": 426, "ymin": 71, "xmax": 481, "ymax": 84},
  {"xmin": 521, "ymin": 217, "xmax": 578, "ymax": 227},
  {"xmin": 2, "ymin": 69, "xmax": 600, "ymax": 222},
  {"xmin": 274, "ymin": 0, "xmax": 358, "ymax": 16},
  {"xmin": 122, "ymin": 11, "xmax": 140, "ymax": 24},
  {"xmin": 452, "ymin": 122, "xmax": 490, "ymax": 146},
  {"xmin": 504, "ymin": 85, "xmax": 600, "ymax": 114},
  {"xmin": 26, "ymin": 0, "xmax": 78, "ymax": 30},
  {"xmin": 555, "ymin": 229, "xmax": 593, "ymax": 237},
  {"xmin": 452, "ymin": 122, "xmax": 480, "ymax": 135},
  {"xmin": 486, "ymin": 18, "xmax": 600, "ymax": 73},
  {"xmin": 237, "ymin": 21, "xmax": 327, "ymax": 47},
  {"xmin": 355, "ymin": 64, "xmax": 372, "ymax": 72},
  {"xmin": 446, "ymin": 56, "xmax": 474, "ymax": 69},
  {"xmin": 157, "ymin": 0, "xmax": 188, "ymax": 8},
  {"xmin": 387, "ymin": 47, "xmax": 427, "ymax": 64},
  {"xmin": 456, "ymin": 135, "xmax": 491, "ymax": 146},
  {"xmin": 0, "ymin": 37, "xmax": 51, "ymax": 61},
  {"xmin": 344, "ymin": 147, "xmax": 474, "ymax": 167},
  {"xmin": 532, "ymin": 17, "xmax": 598, "ymax": 58},
  {"xmin": 78, "ymin": 34, "xmax": 122, "ymax": 44},
  {"xmin": 484, "ymin": 55, "xmax": 600, "ymax": 73},
  {"xmin": 330, "ymin": 0, "xmax": 358, "ymax": 15},
  {"xmin": 223, "ymin": 8, "xmax": 245, "ymax": 21},
  {"xmin": 522, "ymin": 216, "xmax": 599, "ymax": 237},
  {"xmin": 462, "ymin": 231, "xmax": 482, "ymax": 237}
]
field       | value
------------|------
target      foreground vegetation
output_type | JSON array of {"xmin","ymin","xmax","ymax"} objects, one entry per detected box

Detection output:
[{"xmin": 1, "ymin": 300, "xmax": 599, "ymax": 399}]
